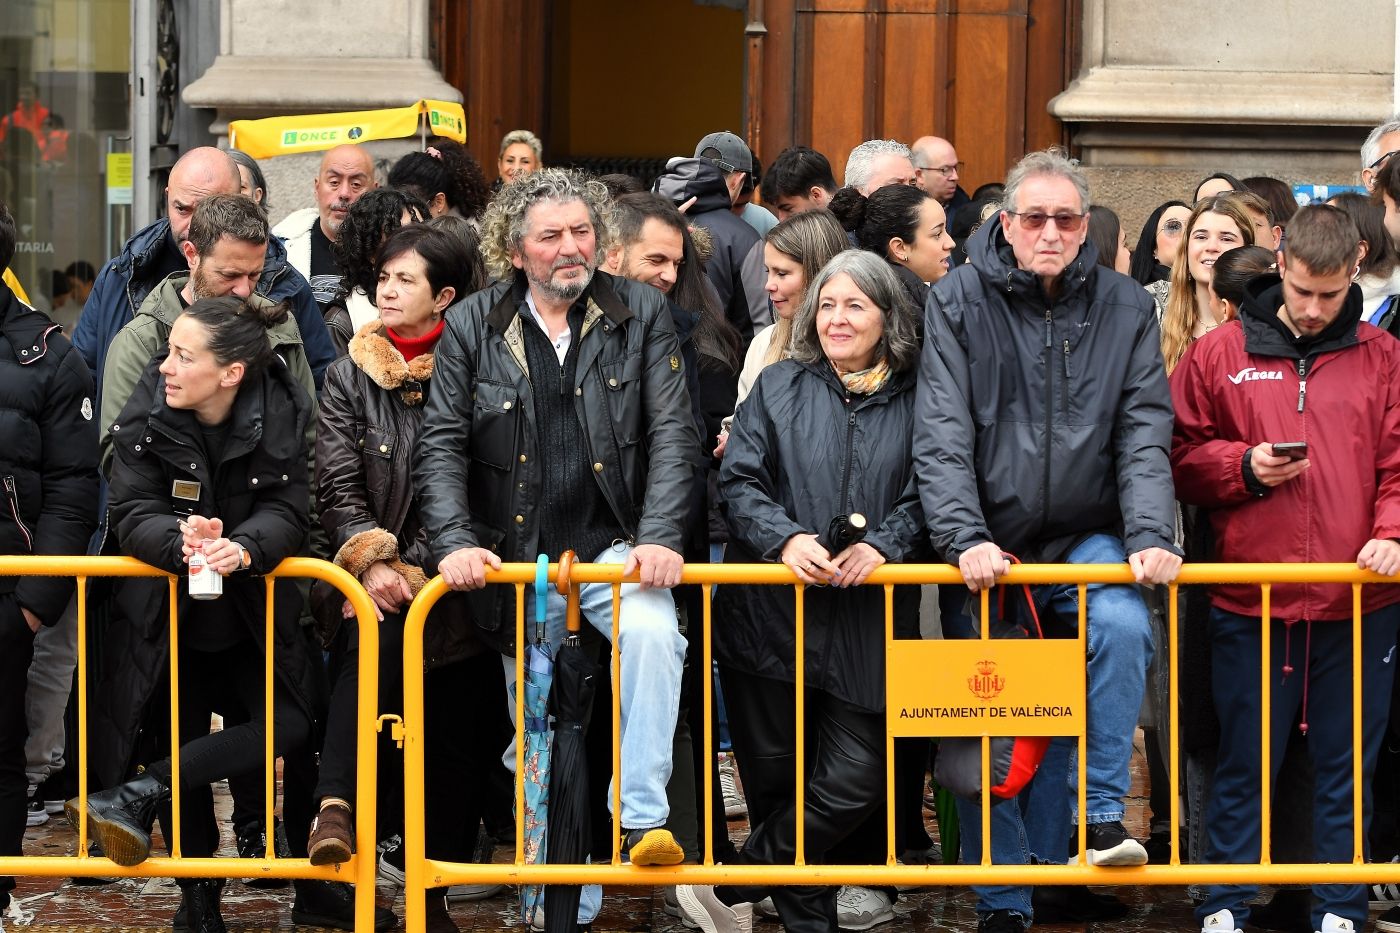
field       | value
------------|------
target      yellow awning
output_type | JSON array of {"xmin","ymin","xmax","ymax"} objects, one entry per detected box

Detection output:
[{"xmin": 228, "ymin": 100, "xmax": 465, "ymax": 159}]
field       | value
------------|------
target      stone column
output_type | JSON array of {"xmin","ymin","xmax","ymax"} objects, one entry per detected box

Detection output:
[
  {"xmin": 1049, "ymin": 0, "xmax": 1395, "ymax": 228},
  {"xmin": 181, "ymin": 0, "xmax": 461, "ymax": 223}
]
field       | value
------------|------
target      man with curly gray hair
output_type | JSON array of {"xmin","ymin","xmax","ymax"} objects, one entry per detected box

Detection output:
[{"xmin": 414, "ymin": 167, "xmax": 700, "ymax": 925}]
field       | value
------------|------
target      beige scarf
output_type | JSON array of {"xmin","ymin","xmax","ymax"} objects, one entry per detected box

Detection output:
[{"xmin": 838, "ymin": 358, "xmax": 891, "ymax": 395}]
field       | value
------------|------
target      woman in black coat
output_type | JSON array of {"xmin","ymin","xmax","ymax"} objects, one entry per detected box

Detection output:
[
  {"xmin": 75, "ymin": 296, "xmax": 317, "ymax": 928},
  {"xmin": 677, "ymin": 250, "xmax": 926, "ymax": 933}
]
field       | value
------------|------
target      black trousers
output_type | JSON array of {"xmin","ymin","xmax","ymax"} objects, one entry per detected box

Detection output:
[
  {"xmin": 718, "ymin": 668, "xmax": 885, "ymax": 933},
  {"xmin": 316, "ymin": 609, "xmax": 501, "ymax": 863},
  {"xmin": 0, "ymin": 597, "xmax": 36, "ymax": 905},
  {"xmin": 159, "ymin": 639, "xmax": 312, "ymax": 860}
]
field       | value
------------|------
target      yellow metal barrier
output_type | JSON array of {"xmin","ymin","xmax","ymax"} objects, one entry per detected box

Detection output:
[
  {"xmin": 401, "ymin": 560, "xmax": 1400, "ymax": 929},
  {"xmin": 0, "ymin": 556, "xmax": 381, "ymax": 933}
]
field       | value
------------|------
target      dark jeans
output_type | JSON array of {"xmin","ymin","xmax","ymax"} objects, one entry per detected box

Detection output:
[
  {"xmin": 718, "ymin": 669, "xmax": 885, "ymax": 933},
  {"xmin": 160, "ymin": 639, "xmax": 312, "ymax": 859},
  {"xmin": 1197, "ymin": 605, "xmax": 1400, "ymax": 930},
  {"xmin": 0, "ymin": 596, "xmax": 37, "ymax": 905}
]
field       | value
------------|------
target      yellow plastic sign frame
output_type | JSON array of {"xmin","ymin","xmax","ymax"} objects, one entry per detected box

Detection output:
[
  {"xmin": 888, "ymin": 639, "xmax": 1085, "ymax": 737},
  {"xmin": 228, "ymin": 99, "xmax": 465, "ymax": 160}
]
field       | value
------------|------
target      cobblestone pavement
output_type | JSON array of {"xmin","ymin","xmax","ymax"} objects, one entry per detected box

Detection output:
[{"xmin": 0, "ymin": 738, "xmax": 1271, "ymax": 931}]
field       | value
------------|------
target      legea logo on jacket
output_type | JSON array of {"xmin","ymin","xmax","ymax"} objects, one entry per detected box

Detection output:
[{"xmin": 1227, "ymin": 367, "xmax": 1284, "ymax": 385}]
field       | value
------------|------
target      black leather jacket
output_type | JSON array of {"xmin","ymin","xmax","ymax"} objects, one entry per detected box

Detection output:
[
  {"xmin": 915, "ymin": 219, "xmax": 1179, "ymax": 565},
  {"xmin": 315, "ymin": 321, "xmax": 479, "ymax": 667},
  {"xmin": 413, "ymin": 272, "xmax": 700, "ymax": 653}
]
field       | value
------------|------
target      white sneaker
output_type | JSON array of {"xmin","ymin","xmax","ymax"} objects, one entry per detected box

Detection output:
[
  {"xmin": 1317, "ymin": 913, "xmax": 1354, "ymax": 933},
  {"xmin": 664, "ymin": 886, "xmax": 701, "ymax": 929},
  {"xmin": 718, "ymin": 753, "xmax": 747, "ymax": 819},
  {"xmin": 1373, "ymin": 856, "xmax": 1400, "ymax": 908},
  {"xmin": 1201, "ymin": 908, "xmax": 1242, "ymax": 933},
  {"xmin": 676, "ymin": 884, "xmax": 754, "ymax": 933},
  {"xmin": 835, "ymin": 885, "xmax": 895, "ymax": 931},
  {"xmin": 445, "ymin": 882, "xmax": 505, "ymax": 902},
  {"xmin": 25, "ymin": 799, "xmax": 48, "ymax": 827}
]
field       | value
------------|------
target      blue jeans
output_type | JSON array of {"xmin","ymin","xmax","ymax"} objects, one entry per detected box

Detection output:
[
  {"xmin": 502, "ymin": 542, "xmax": 687, "ymax": 924},
  {"xmin": 1197, "ymin": 605, "xmax": 1400, "ymax": 931},
  {"xmin": 945, "ymin": 533, "xmax": 1153, "ymax": 919}
]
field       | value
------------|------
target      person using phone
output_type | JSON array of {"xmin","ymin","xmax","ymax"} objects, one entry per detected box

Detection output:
[{"xmin": 1171, "ymin": 204, "xmax": 1400, "ymax": 933}]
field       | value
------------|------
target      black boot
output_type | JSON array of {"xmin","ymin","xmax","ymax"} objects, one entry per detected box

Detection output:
[
  {"xmin": 64, "ymin": 766, "xmax": 171, "ymax": 867},
  {"xmin": 1031, "ymin": 884, "xmax": 1129, "ymax": 922},
  {"xmin": 424, "ymin": 887, "xmax": 460, "ymax": 933},
  {"xmin": 291, "ymin": 878, "xmax": 397, "ymax": 931},
  {"xmin": 173, "ymin": 879, "xmax": 227, "ymax": 933}
]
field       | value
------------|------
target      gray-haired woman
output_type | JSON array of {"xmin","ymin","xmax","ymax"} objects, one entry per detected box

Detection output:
[{"xmin": 678, "ymin": 249, "xmax": 927, "ymax": 933}]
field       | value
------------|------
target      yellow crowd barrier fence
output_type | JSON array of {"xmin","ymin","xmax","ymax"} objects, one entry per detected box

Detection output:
[
  {"xmin": 401, "ymin": 561, "xmax": 1400, "ymax": 930},
  {"xmin": 7, "ymin": 556, "xmax": 1400, "ymax": 933},
  {"xmin": 0, "ymin": 556, "xmax": 382, "ymax": 933}
]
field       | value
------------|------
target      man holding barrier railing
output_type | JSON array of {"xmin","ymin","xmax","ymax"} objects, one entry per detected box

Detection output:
[
  {"xmin": 913, "ymin": 149, "xmax": 1183, "ymax": 933},
  {"xmin": 414, "ymin": 169, "xmax": 700, "ymax": 929},
  {"xmin": 1171, "ymin": 204, "xmax": 1400, "ymax": 933}
]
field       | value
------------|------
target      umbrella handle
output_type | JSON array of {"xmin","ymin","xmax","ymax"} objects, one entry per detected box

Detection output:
[
  {"xmin": 533, "ymin": 554, "xmax": 549, "ymax": 642},
  {"xmin": 556, "ymin": 549, "xmax": 583, "ymax": 635}
]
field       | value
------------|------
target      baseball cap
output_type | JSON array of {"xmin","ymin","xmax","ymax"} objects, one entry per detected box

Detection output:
[{"xmin": 695, "ymin": 131, "xmax": 753, "ymax": 176}]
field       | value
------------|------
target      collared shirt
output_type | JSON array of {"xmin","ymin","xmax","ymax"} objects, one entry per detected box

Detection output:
[{"xmin": 525, "ymin": 290, "xmax": 572, "ymax": 365}]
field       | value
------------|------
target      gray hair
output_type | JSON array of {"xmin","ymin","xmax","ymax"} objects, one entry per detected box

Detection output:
[
  {"xmin": 843, "ymin": 139, "xmax": 911, "ymax": 192},
  {"xmin": 479, "ymin": 168, "xmax": 614, "ymax": 281},
  {"xmin": 499, "ymin": 129, "xmax": 543, "ymax": 161},
  {"xmin": 1002, "ymin": 147, "xmax": 1089, "ymax": 214},
  {"xmin": 789, "ymin": 250, "xmax": 921, "ymax": 375},
  {"xmin": 1363, "ymin": 117, "xmax": 1400, "ymax": 168}
]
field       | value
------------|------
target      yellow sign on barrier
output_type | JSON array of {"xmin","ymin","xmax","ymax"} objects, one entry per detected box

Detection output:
[
  {"xmin": 228, "ymin": 99, "xmax": 466, "ymax": 159},
  {"xmin": 887, "ymin": 639, "xmax": 1085, "ymax": 737}
]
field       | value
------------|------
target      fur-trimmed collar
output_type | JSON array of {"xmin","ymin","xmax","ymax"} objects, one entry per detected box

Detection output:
[{"xmin": 347, "ymin": 320, "xmax": 435, "ymax": 406}]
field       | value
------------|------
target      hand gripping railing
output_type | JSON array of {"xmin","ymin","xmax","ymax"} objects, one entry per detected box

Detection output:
[{"xmin": 0, "ymin": 556, "xmax": 381, "ymax": 933}]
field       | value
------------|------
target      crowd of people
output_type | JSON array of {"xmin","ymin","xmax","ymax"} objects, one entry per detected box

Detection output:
[{"xmin": 3, "ymin": 114, "xmax": 1400, "ymax": 933}]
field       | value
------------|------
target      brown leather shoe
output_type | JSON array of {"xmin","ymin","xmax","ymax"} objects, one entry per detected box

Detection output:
[{"xmin": 307, "ymin": 805, "xmax": 354, "ymax": 866}]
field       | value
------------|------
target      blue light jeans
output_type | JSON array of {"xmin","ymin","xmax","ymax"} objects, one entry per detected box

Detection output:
[
  {"xmin": 945, "ymin": 533, "xmax": 1154, "ymax": 920},
  {"xmin": 1196, "ymin": 605, "xmax": 1400, "ymax": 932},
  {"xmin": 502, "ymin": 542, "xmax": 688, "ymax": 924}
]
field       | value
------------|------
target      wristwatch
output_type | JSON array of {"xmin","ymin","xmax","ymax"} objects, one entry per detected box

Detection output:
[{"xmin": 234, "ymin": 542, "xmax": 252, "ymax": 572}]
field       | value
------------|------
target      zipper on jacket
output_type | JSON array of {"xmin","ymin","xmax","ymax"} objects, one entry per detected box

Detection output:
[
  {"xmin": 838, "ymin": 399, "xmax": 857, "ymax": 515},
  {"xmin": 1062, "ymin": 339, "xmax": 1071, "ymax": 418},
  {"xmin": 1296, "ymin": 359, "xmax": 1309, "ymax": 412},
  {"xmin": 1042, "ymin": 310, "xmax": 1053, "ymax": 531},
  {"xmin": 4, "ymin": 475, "xmax": 33, "ymax": 551}
]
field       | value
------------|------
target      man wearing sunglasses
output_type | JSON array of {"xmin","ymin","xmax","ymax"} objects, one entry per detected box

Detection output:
[{"xmin": 914, "ymin": 149, "xmax": 1181, "ymax": 933}]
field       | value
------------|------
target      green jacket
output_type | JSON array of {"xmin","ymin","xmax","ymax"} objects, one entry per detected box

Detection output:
[{"xmin": 98, "ymin": 271, "xmax": 318, "ymax": 473}]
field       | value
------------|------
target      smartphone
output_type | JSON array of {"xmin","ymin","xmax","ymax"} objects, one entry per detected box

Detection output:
[{"xmin": 1271, "ymin": 441, "xmax": 1308, "ymax": 461}]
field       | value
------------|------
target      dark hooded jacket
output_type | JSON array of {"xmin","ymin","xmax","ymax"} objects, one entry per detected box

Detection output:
[
  {"xmin": 654, "ymin": 158, "xmax": 761, "ymax": 349},
  {"xmin": 0, "ymin": 282, "xmax": 98, "ymax": 624},
  {"xmin": 717, "ymin": 358, "xmax": 926, "ymax": 712},
  {"xmin": 413, "ymin": 272, "xmax": 701, "ymax": 655},
  {"xmin": 1171, "ymin": 275, "xmax": 1400, "ymax": 621},
  {"xmin": 915, "ymin": 217, "xmax": 1179, "ymax": 565},
  {"xmin": 92, "ymin": 357, "xmax": 319, "ymax": 786},
  {"xmin": 72, "ymin": 217, "xmax": 335, "ymax": 411}
]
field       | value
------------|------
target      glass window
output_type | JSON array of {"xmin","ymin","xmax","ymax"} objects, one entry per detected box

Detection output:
[{"xmin": 1, "ymin": 0, "xmax": 132, "ymax": 332}]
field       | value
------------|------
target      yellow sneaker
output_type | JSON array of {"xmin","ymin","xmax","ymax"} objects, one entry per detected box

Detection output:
[{"xmin": 623, "ymin": 827, "xmax": 684, "ymax": 866}]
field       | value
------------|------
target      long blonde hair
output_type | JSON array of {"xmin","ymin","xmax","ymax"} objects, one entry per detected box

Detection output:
[
  {"xmin": 1161, "ymin": 195, "xmax": 1255, "ymax": 373},
  {"xmin": 761, "ymin": 210, "xmax": 849, "ymax": 365}
]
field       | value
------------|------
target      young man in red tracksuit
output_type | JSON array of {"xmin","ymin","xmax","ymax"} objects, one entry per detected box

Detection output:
[{"xmin": 1171, "ymin": 204, "xmax": 1400, "ymax": 933}]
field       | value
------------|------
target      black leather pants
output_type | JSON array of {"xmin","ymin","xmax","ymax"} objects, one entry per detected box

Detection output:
[{"xmin": 717, "ymin": 668, "xmax": 886, "ymax": 933}]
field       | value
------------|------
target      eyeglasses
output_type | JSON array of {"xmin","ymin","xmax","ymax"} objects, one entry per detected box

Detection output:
[
  {"xmin": 1159, "ymin": 219, "xmax": 1185, "ymax": 236},
  {"xmin": 1007, "ymin": 210, "xmax": 1086, "ymax": 232},
  {"xmin": 1369, "ymin": 149, "xmax": 1400, "ymax": 171},
  {"xmin": 919, "ymin": 161, "xmax": 964, "ymax": 177}
]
